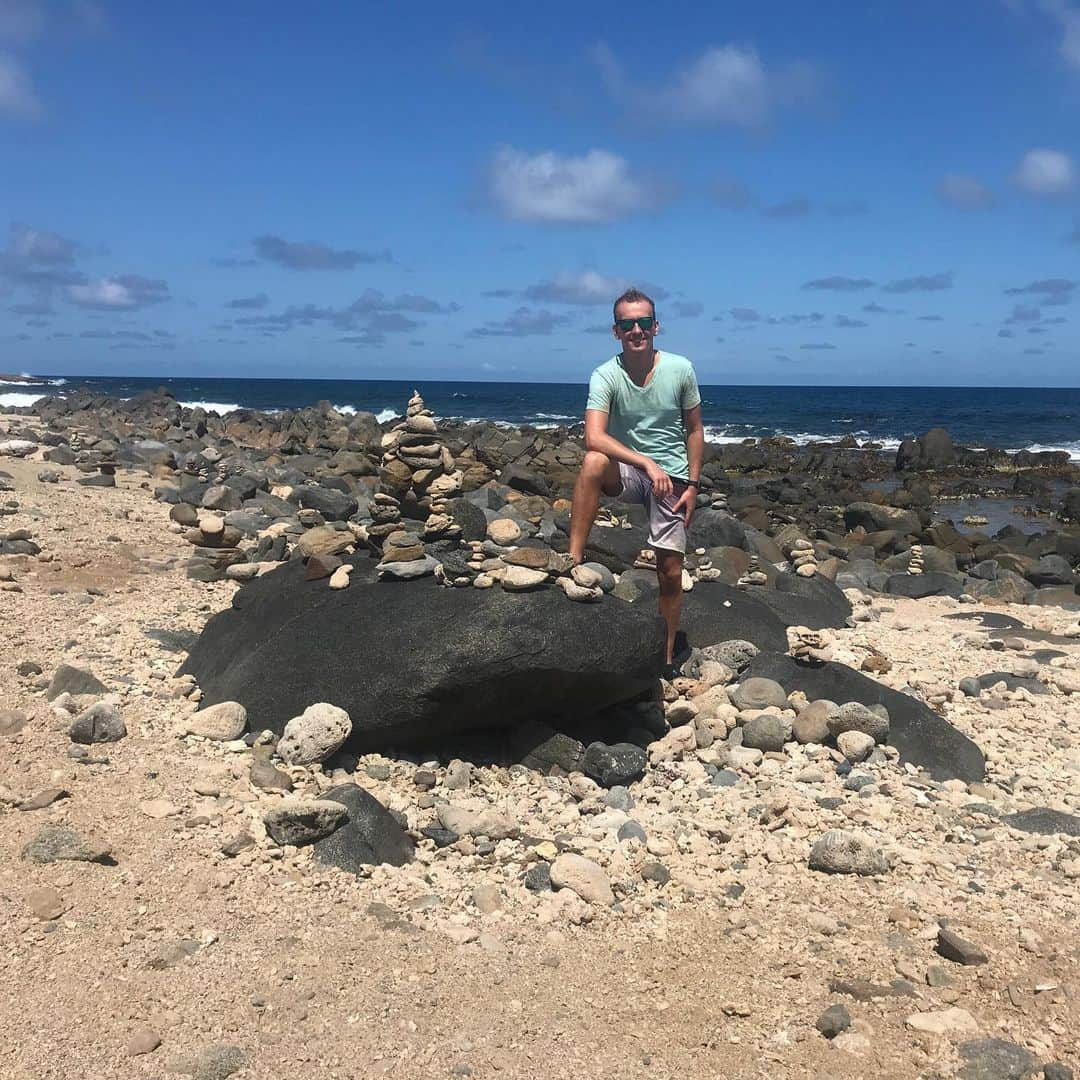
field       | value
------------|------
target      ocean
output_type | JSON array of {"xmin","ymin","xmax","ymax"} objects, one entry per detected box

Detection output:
[{"xmin": 2, "ymin": 375, "xmax": 1080, "ymax": 461}]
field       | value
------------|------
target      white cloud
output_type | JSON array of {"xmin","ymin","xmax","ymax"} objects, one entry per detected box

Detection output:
[
  {"xmin": 1040, "ymin": 0, "xmax": 1080, "ymax": 68},
  {"xmin": 595, "ymin": 42, "xmax": 818, "ymax": 128},
  {"xmin": 66, "ymin": 274, "xmax": 169, "ymax": 310},
  {"xmin": 487, "ymin": 147, "xmax": 656, "ymax": 224},
  {"xmin": 0, "ymin": 52, "xmax": 41, "ymax": 116},
  {"xmin": 937, "ymin": 172, "xmax": 995, "ymax": 210},
  {"xmin": 1013, "ymin": 148, "xmax": 1075, "ymax": 197},
  {"xmin": 524, "ymin": 270, "xmax": 632, "ymax": 305}
]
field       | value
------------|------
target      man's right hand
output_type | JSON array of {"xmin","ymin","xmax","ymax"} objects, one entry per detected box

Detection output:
[{"xmin": 644, "ymin": 460, "xmax": 673, "ymax": 499}]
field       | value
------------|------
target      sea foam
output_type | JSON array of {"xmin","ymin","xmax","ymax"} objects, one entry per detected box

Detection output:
[{"xmin": 178, "ymin": 400, "xmax": 241, "ymax": 414}]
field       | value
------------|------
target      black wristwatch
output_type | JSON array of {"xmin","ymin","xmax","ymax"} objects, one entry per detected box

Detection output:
[{"xmin": 686, "ymin": 479, "xmax": 700, "ymax": 488}]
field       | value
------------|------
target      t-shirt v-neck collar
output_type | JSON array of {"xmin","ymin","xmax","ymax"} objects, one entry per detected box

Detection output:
[{"xmin": 617, "ymin": 350, "xmax": 662, "ymax": 391}]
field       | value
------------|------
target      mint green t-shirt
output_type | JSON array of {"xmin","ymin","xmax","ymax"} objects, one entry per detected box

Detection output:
[{"xmin": 586, "ymin": 351, "xmax": 701, "ymax": 479}]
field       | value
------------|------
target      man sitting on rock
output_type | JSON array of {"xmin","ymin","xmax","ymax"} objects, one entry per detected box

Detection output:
[{"xmin": 568, "ymin": 287, "xmax": 704, "ymax": 679}]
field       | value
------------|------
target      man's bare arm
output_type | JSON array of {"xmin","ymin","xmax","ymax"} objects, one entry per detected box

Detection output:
[{"xmin": 684, "ymin": 404, "xmax": 704, "ymax": 483}]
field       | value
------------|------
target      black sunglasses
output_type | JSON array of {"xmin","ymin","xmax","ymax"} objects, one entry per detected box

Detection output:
[{"xmin": 615, "ymin": 316, "xmax": 656, "ymax": 332}]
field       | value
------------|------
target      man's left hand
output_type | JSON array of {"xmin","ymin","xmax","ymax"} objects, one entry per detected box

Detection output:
[{"xmin": 672, "ymin": 486, "xmax": 696, "ymax": 528}]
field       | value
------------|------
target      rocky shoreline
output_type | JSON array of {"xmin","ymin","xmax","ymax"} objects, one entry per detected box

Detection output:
[{"xmin": 1, "ymin": 389, "xmax": 1078, "ymax": 1079}]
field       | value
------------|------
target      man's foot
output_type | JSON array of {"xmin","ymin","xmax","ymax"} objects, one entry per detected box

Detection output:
[{"xmin": 662, "ymin": 661, "xmax": 683, "ymax": 682}]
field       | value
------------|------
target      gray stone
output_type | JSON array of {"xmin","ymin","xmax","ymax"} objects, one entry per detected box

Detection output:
[
  {"xmin": 701, "ymin": 639, "xmax": 758, "ymax": 673},
  {"xmin": 1043, "ymin": 1064, "xmax": 1074, "ymax": 1080},
  {"xmin": 1002, "ymin": 807, "xmax": 1080, "ymax": 837},
  {"xmin": 808, "ymin": 829, "xmax": 888, "ymax": 876},
  {"xmin": 443, "ymin": 759, "xmax": 472, "ymax": 790},
  {"xmin": 741, "ymin": 713, "xmax": 792, "ymax": 752},
  {"xmin": 47, "ymin": 664, "xmax": 106, "ymax": 701},
  {"xmin": 582, "ymin": 741, "xmax": 646, "ymax": 787},
  {"xmin": 603, "ymin": 785, "xmax": 634, "ymax": 811},
  {"xmin": 956, "ymin": 1038, "xmax": 1040, "ymax": 1080},
  {"xmin": 815, "ymin": 1004, "xmax": 852, "ymax": 1040},
  {"xmin": 263, "ymin": 799, "xmax": 348, "ymax": 846},
  {"xmin": 793, "ymin": 699, "xmax": 834, "ymax": 744},
  {"xmin": 69, "ymin": 702, "xmax": 126, "ymax": 744},
  {"xmin": 937, "ymin": 926, "xmax": 988, "ymax": 966},
  {"xmin": 731, "ymin": 677, "xmax": 788, "ymax": 711},
  {"xmin": 828, "ymin": 701, "xmax": 890, "ymax": 743},
  {"xmin": 524, "ymin": 863, "xmax": 551, "ymax": 891},
  {"xmin": 617, "ymin": 820, "xmax": 647, "ymax": 844},
  {"xmin": 22, "ymin": 826, "xmax": 113, "ymax": 865},
  {"xmin": 641, "ymin": 861, "xmax": 670, "ymax": 885},
  {"xmin": 173, "ymin": 1044, "xmax": 245, "ymax": 1080},
  {"xmin": 313, "ymin": 784, "xmax": 415, "ymax": 871},
  {"xmin": 959, "ymin": 677, "xmax": 982, "ymax": 697}
]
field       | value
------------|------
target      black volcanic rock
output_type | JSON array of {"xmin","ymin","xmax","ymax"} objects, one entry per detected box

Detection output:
[
  {"xmin": 743, "ymin": 652, "xmax": 985, "ymax": 783},
  {"xmin": 181, "ymin": 563, "xmax": 665, "ymax": 750}
]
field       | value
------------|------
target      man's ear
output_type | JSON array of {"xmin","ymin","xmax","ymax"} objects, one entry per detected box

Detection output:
[
  {"xmin": 612, "ymin": 325, "xmax": 620, "ymax": 340},
  {"xmin": 653, "ymin": 320, "xmax": 661, "ymax": 335}
]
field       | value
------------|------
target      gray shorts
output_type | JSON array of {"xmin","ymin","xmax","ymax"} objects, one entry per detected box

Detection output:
[{"xmin": 615, "ymin": 463, "xmax": 688, "ymax": 554}]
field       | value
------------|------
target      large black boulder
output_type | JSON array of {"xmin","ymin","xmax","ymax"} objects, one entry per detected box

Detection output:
[
  {"xmin": 883, "ymin": 571, "xmax": 965, "ymax": 599},
  {"xmin": 181, "ymin": 563, "xmax": 666, "ymax": 750},
  {"xmin": 744, "ymin": 652, "xmax": 985, "ymax": 783},
  {"xmin": 642, "ymin": 577, "xmax": 852, "ymax": 654},
  {"xmin": 688, "ymin": 510, "xmax": 748, "ymax": 550}
]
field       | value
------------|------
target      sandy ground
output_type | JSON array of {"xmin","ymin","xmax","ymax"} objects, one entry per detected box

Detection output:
[{"xmin": 1, "ymin": 444, "xmax": 1078, "ymax": 1080}]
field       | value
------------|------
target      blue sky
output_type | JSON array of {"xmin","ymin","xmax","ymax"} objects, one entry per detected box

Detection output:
[{"xmin": 2, "ymin": 0, "xmax": 1080, "ymax": 385}]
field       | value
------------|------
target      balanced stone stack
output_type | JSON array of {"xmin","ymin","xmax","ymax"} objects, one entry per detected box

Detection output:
[
  {"xmin": 908, "ymin": 544, "xmax": 925, "ymax": 576},
  {"xmin": 789, "ymin": 538, "xmax": 818, "ymax": 578},
  {"xmin": 738, "ymin": 554, "xmax": 768, "ymax": 587},
  {"xmin": 693, "ymin": 547, "xmax": 722, "ymax": 582},
  {"xmin": 183, "ymin": 511, "xmax": 247, "ymax": 581},
  {"xmin": 786, "ymin": 624, "xmax": 836, "ymax": 663},
  {"xmin": 376, "ymin": 392, "xmax": 463, "ymax": 545}
]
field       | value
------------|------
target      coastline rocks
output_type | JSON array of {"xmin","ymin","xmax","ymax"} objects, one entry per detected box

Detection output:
[
  {"xmin": 181, "ymin": 569, "xmax": 664, "ymax": 750},
  {"xmin": 276, "ymin": 703, "xmax": 352, "ymax": 765}
]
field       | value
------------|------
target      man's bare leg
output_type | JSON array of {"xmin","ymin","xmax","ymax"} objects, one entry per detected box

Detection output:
[
  {"xmin": 656, "ymin": 549, "xmax": 684, "ymax": 666},
  {"xmin": 568, "ymin": 451, "xmax": 621, "ymax": 564}
]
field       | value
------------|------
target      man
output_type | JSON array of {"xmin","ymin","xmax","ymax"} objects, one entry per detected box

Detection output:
[{"xmin": 568, "ymin": 287, "xmax": 704, "ymax": 679}]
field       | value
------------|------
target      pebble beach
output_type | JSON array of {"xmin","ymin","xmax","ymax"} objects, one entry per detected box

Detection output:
[{"xmin": 1, "ymin": 390, "xmax": 1078, "ymax": 1080}]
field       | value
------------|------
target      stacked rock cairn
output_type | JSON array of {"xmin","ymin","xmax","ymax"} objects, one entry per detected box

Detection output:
[
  {"xmin": 737, "ymin": 553, "xmax": 768, "ymax": 588},
  {"xmin": 908, "ymin": 543, "xmax": 925, "ymax": 576},
  {"xmin": 374, "ymin": 392, "xmax": 463, "ymax": 578},
  {"xmin": 788, "ymin": 538, "xmax": 818, "ymax": 578},
  {"xmin": 786, "ymin": 624, "xmax": 836, "ymax": 663}
]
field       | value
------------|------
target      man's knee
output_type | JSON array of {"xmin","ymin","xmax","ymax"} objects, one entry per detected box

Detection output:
[
  {"xmin": 580, "ymin": 450, "xmax": 611, "ymax": 481},
  {"xmin": 656, "ymin": 554, "xmax": 683, "ymax": 591}
]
